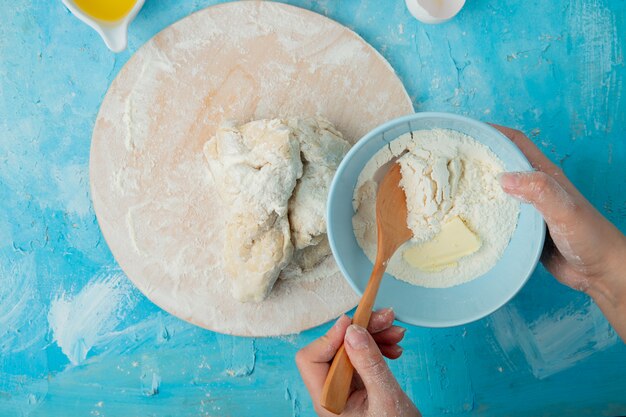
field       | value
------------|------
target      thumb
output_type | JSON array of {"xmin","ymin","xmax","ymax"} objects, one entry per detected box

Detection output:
[
  {"xmin": 499, "ymin": 171, "xmax": 577, "ymax": 226},
  {"xmin": 344, "ymin": 325, "xmax": 400, "ymax": 396}
]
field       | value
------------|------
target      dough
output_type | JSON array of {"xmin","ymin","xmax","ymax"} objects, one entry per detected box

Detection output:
[
  {"xmin": 204, "ymin": 120, "xmax": 301, "ymax": 302},
  {"xmin": 204, "ymin": 117, "xmax": 349, "ymax": 302},
  {"xmin": 284, "ymin": 118, "xmax": 350, "ymax": 277}
]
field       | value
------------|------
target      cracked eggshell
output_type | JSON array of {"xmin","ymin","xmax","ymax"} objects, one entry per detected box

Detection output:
[{"xmin": 405, "ymin": 0, "xmax": 466, "ymax": 24}]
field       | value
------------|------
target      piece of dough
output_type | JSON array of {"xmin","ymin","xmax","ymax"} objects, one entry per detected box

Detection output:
[
  {"xmin": 204, "ymin": 120, "xmax": 302, "ymax": 302},
  {"xmin": 204, "ymin": 117, "xmax": 349, "ymax": 301},
  {"xmin": 284, "ymin": 118, "xmax": 350, "ymax": 277}
]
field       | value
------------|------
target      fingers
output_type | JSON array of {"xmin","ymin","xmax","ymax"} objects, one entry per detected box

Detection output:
[
  {"xmin": 372, "ymin": 326, "xmax": 406, "ymax": 345},
  {"xmin": 491, "ymin": 124, "xmax": 582, "ymax": 197},
  {"xmin": 491, "ymin": 124, "xmax": 557, "ymax": 172},
  {"xmin": 499, "ymin": 171, "xmax": 578, "ymax": 226},
  {"xmin": 367, "ymin": 308, "xmax": 395, "ymax": 333},
  {"xmin": 367, "ymin": 309, "xmax": 406, "ymax": 359},
  {"xmin": 297, "ymin": 315, "xmax": 351, "ymax": 364},
  {"xmin": 296, "ymin": 315, "xmax": 352, "ymax": 404},
  {"xmin": 346, "ymin": 327, "xmax": 421, "ymax": 417},
  {"xmin": 541, "ymin": 235, "xmax": 569, "ymax": 279},
  {"xmin": 343, "ymin": 325, "xmax": 401, "ymax": 396},
  {"xmin": 541, "ymin": 235, "xmax": 592, "ymax": 291},
  {"xmin": 379, "ymin": 344, "xmax": 404, "ymax": 360}
]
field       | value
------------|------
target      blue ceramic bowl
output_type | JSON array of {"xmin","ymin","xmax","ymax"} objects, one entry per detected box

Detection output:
[{"xmin": 327, "ymin": 112, "xmax": 545, "ymax": 327}]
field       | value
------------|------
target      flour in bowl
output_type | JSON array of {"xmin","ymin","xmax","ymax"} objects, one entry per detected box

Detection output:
[{"xmin": 352, "ymin": 128, "xmax": 519, "ymax": 288}]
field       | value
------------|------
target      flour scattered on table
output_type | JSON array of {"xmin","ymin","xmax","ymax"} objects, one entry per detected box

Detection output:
[
  {"xmin": 353, "ymin": 129, "xmax": 519, "ymax": 288},
  {"xmin": 204, "ymin": 117, "xmax": 349, "ymax": 302}
]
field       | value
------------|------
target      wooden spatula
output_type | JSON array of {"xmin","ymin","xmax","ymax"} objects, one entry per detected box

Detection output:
[{"xmin": 321, "ymin": 163, "xmax": 412, "ymax": 414}]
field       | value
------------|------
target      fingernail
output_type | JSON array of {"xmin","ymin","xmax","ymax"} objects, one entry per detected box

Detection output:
[
  {"xmin": 498, "ymin": 172, "xmax": 523, "ymax": 189},
  {"xmin": 498, "ymin": 173, "xmax": 533, "ymax": 203},
  {"xmin": 374, "ymin": 307, "xmax": 394, "ymax": 319},
  {"xmin": 369, "ymin": 309, "xmax": 395, "ymax": 333},
  {"xmin": 345, "ymin": 325, "xmax": 369, "ymax": 350}
]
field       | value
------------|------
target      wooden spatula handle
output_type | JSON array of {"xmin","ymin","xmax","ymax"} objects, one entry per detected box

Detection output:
[
  {"xmin": 319, "ymin": 344, "xmax": 353, "ymax": 414},
  {"xmin": 320, "ymin": 261, "xmax": 387, "ymax": 414}
]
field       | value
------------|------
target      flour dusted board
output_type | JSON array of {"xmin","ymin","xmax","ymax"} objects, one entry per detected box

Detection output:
[{"xmin": 90, "ymin": 1, "xmax": 413, "ymax": 336}]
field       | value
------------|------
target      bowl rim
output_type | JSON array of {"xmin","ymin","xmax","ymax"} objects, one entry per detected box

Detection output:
[{"xmin": 327, "ymin": 111, "xmax": 546, "ymax": 327}]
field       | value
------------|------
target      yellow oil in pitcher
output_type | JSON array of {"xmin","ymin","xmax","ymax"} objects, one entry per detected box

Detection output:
[{"xmin": 73, "ymin": 0, "xmax": 136, "ymax": 21}]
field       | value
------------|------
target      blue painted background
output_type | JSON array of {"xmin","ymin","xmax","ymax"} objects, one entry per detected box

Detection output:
[{"xmin": 1, "ymin": 0, "xmax": 625, "ymax": 416}]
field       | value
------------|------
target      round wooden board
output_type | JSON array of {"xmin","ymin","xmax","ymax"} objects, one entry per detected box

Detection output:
[{"xmin": 90, "ymin": 1, "xmax": 413, "ymax": 336}]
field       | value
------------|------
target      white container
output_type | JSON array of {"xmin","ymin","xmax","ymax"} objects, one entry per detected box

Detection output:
[
  {"xmin": 405, "ymin": 0, "xmax": 466, "ymax": 24},
  {"xmin": 62, "ymin": 0, "xmax": 146, "ymax": 52}
]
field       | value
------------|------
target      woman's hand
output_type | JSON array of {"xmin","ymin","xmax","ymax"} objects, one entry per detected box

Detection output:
[
  {"xmin": 296, "ymin": 310, "xmax": 420, "ymax": 417},
  {"xmin": 494, "ymin": 125, "xmax": 626, "ymax": 340}
]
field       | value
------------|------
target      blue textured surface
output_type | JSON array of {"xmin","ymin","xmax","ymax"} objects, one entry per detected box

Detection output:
[
  {"xmin": 327, "ymin": 113, "xmax": 545, "ymax": 328},
  {"xmin": 1, "ymin": 1, "xmax": 625, "ymax": 416}
]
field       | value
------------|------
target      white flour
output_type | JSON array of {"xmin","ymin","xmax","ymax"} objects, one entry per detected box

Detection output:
[{"xmin": 352, "ymin": 129, "xmax": 520, "ymax": 288}]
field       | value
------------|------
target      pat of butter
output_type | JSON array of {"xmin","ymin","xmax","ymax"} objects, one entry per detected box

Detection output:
[{"xmin": 403, "ymin": 216, "xmax": 481, "ymax": 272}]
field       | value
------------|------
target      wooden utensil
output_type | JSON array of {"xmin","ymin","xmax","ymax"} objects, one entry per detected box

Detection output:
[{"xmin": 321, "ymin": 163, "xmax": 412, "ymax": 414}]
